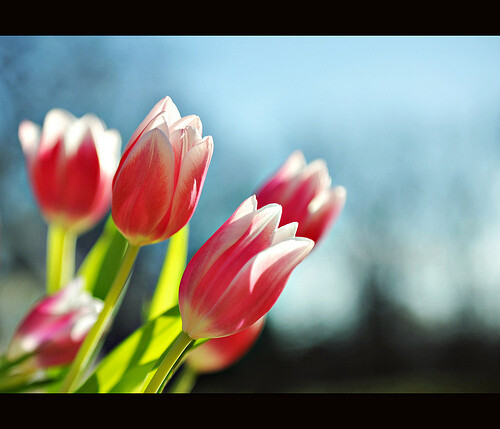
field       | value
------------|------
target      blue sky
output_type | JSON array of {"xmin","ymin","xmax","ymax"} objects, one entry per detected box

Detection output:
[{"xmin": 2, "ymin": 36, "xmax": 500, "ymax": 348}]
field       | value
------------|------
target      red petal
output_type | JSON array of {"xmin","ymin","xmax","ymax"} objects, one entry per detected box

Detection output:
[
  {"xmin": 112, "ymin": 128, "xmax": 175, "ymax": 245},
  {"xmin": 194, "ymin": 237, "xmax": 314, "ymax": 338},
  {"xmin": 159, "ymin": 135, "xmax": 213, "ymax": 238}
]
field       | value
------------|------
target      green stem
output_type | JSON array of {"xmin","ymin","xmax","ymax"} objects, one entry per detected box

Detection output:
[
  {"xmin": 143, "ymin": 331, "xmax": 194, "ymax": 393},
  {"xmin": 148, "ymin": 224, "xmax": 189, "ymax": 321},
  {"xmin": 59, "ymin": 243, "xmax": 140, "ymax": 393},
  {"xmin": 46, "ymin": 223, "xmax": 77, "ymax": 294}
]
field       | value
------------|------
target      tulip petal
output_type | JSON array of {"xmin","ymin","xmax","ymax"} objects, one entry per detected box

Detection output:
[
  {"xmin": 113, "ymin": 112, "xmax": 171, "ymax": 190},
  {"xmin": 6, "ymin": 277, "xmax": 103, "ymax": 368},
  {"xmin": 179, "ymin": 196, "xmax": 264, "ymax": 324},
  {"xmin": 30, "ymin": 138, "xmax": 64, "ymax": 221},
  {"xmin": 180, "ymin": 201, "xmax": 281, "ymax": 296},
  {"xmin": 64, "ymin": 114, "xmax": 104, "ymax": 157},
  {"xmin": 19, "ymin": 108, "xmax": 120, "ymax": 231},
  {"xmin": 112, "ymin": 128, "xmax": 176, "ymax": 246},
  {"xmin": 300, "ymin": 186, "xmax": 346, "ymax": 242},
  {"xmin": 185, "ymin": 237, "xmax": 314, "ymax": 339},
  {"xmin": 277, "ymin": 160, "xmax": 332, "ymax": 226},
  {"xmin": 187, "ymin": 203, "xmax": 282, "ymax": 317},
  {"xmin": 272, "ymin": 221, "xmax": 298, "ymax": 245},
  {"xmin": 166, "ymin": 126, "xmax": 197, "ymax": 185},
  {"xmin": 255, "ymin": 151, "xmax": 306, "ymax": 207},
  {"xmin": 18, "ymin": 120, "xmax": 40, "ymax": 163},
  {"xmin": 170, "ymin": 114, "xmax": 203, "ymax": 136},
  {"xmin": 58, "ymin": 129, "xmax": 101, "ymax": 220},
  {"xmin": 39, "ymin": 108, "xmax": 75, "ymax": 152},
  {"xmin": 230, "ymin": 194, "xmax": 258, "ymax": 222},
  {"xmin": 179, "ymin": 196, "xmax": 258, "ymax": 308},
  {"xmin": 125, "ymin": 96, "xmax": 181, "ymax": 153},
  {"xmin": 160, "ymin": 135, "xmax": 213, "ymax": 238},
  {"xmin": 95, "ymin": 129, "xmax": 122, "ymax": 176}
]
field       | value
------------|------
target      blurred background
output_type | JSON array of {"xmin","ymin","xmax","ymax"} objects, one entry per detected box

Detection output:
[{"xmin": 1, "ymin": 35, "xmax": 500, "ymax": 392}]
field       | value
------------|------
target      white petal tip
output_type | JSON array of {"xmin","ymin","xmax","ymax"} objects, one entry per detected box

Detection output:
[{"xmin": 333, "ymin": 185, "xmax": 347, "ymax": 201}]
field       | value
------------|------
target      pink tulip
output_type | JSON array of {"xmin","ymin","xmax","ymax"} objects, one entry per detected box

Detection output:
[
  {"xmin": 6, "ymin": 278, "xmax": 103, "ymax": 371},
  {"xmin": 112, "ymin": 96, "xmax": 213, "ymax": 246},
  {"xmin": 255, "ymin": 151, "xmax": 346, "ymax": 244},
  {"xmin": 19, "ymin": 108, "xmax": 121, "ymax": 233},
  {"xmin": 186, "ymin": 317, "xmax": 265, "ymax": 373},
  {"xmin": 179, "ymin": 195, "xmax": 314, "ymax": 339}
]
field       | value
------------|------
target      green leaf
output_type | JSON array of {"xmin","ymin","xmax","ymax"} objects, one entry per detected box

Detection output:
[
  {"xmin": 77, "ymin": 215, "xmax": 128, "ymax": 300},
  {"xmin": 76, "ymin": 305, "xmax": 208, "ymax": 393},
  {"xmin": 76, "ymin": 306, "xmax": 183, "ymax": 393},
  {"xmin": 147, "ymin": 224, "xmax": 189, "ymax": 321}
]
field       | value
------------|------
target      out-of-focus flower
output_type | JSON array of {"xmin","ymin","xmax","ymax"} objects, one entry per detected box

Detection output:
[
  {"xmin": 255, "ymin": 150, "xmax": 346, "ymax": 244},
  {"xmin": 18, "ymin": 109, "xmax": 121, "ymax": 233},
  {"xmin": 186, "ymin": 317, "xmax": 265, "ymax": 373},
  {"xmin": 178, "ymin": 195, "xmax": 314, "ymax": 339},
  {"xmin": 112, "ymin": 96, "xmax": 213, "ymax": 247},
  {"xmin": 5, "ymin": 278, "xmax": 103, "ymax": 371}
]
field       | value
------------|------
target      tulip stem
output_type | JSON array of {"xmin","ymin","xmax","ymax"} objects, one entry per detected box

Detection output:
[
  {"xmin": 59, "ymin": 242, "xmax": 140, "ymax": 393},
  {"xmin": 148, "ymin": 224, "xmax": 189, "ymax": 321},
  {"xmin": 46, "ymin": 223, "xmax": 77, "ymax": 294},
  {"xmin": 143, "ymin": 331, "xmax": 194, "ymax": 393}
]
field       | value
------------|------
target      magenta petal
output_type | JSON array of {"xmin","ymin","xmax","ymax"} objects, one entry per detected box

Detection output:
[
  {"xmin": 186, "ymin": 204, "xmax": 282, "ymax": 323},
  {"xmin": 30, "ymin": 138, "xmax": 64, "ymax": 222},
  {"xmin": 179, "ymin": 196, "xmax": 259, "ymax": 306},
  {"xmin": 19, "ymin": 108, "xmax": 121, "ymax": 232},
  {"xmin": 112, "ymin": 128, "xmax": 176, "ymax": 246},
  {"xmin": 300, "ymin": 186, "xmax": 346, "ymax": 243},
  {"xmin": 179, "ymin": 201, "xmax": 280, "ymax": 309},
  {"xmin": 6, "ymin": 278, "xmax": 103, "ymax": 369},
  {"xmin": 160, "ymin": 135, "xmax": 214, "ymax": 238},
  {"xmin": 183, "ymin": 236, "xmax": 314, "ymax": 339},
  {"xmin": 125, "ymin": 96, "xmax": 181, "ymax": 154},
  {"xmin": 255, "ymin": 151, "xmax": 345, "ymax": 243},
  {"xmin": 58, "ymin": 130, "xmax": 101, "ymax": 220},
  {"xmin": 255, "ymin": 151, "xmax": 306, "ymax": 208}
]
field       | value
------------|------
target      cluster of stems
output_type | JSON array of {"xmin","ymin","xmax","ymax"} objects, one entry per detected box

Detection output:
[{"xmin": 45, "ymin": 222, "xmax": 191, "ymax": 393}]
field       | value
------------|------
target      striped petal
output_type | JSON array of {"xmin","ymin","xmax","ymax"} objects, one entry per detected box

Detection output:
[
  {"xmin": 160, "ymin": 134, "xmax": 213, "ymax": 238},
  {"xmin": 39, "ymin": 108, "xmax": 75, "ymax": 152},
  {"xmin": 179, "ymin": 196, "xmax": 258, "ymax": 306},
  {"xmin": 186, "ymin": 204, "xmax": 282, "ymax": 321},
  {"xmin": 300, "ymin": 186, "xmax": 346, "ymax": 243},
  {"xmin": 112, "ymin": 127, "xmax": 176, "ymax": 246},
  {"xmin": 184, "ymin": 236, "xmax": 314, "ymax": 339},
  {"xmin": 125, "ymin": 96, "xmax": 181, "ymax": 153},
  {"xmin": 58, "ymin": 129, "xmax": 101, "ymax": 221}
]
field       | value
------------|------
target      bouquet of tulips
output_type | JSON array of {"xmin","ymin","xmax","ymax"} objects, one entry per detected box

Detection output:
[{"xmin": 0, "ymin": 96, "xmax": 346, "ymax": 393}]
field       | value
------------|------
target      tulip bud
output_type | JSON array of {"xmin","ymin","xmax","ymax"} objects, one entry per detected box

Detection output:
[
  {"xmin": 6, "ymin": 278, "xmax": 103, "ymax": 371},
  {"xmin": 18, "ymin": 108, "xmax": 122, "ymax": 233},
  {"xmin": 256, "ymin": 151, "xmax": 346, "ymax": 244},
  {"xmin": 186, "ymin": 317, "xmax": 265, "ymax": 373},
  {"xmin": 112, "ymin": 97, "xmax": 213, "ymax": 246},
  {"xmin": 179, "ymin": 195, "xmax": 314, "ymax": 339}
]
